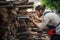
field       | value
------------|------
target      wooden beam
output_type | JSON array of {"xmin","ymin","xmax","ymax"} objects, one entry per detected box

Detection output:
[
  {"xmin": 19, "ymin": 11, "xmax": 36, "ymax": 13},
  {"xmin": 15, "ymin": 5, "xmax": 33, "ymax": 8},
  {"xmin": 0, "ymin": 1, "xmax": 30, "ymax": 7},
  {"xmin": 14, "ymin": 2, "xmax": 34, "ymax": 5}
]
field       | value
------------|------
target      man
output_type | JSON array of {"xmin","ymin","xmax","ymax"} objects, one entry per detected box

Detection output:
[{"xmin": 29, "ymin": 5, "xmax": 60, "ymax": 40}]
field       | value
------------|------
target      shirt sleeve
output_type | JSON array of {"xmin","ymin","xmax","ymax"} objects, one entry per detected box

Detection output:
[{"xmin": 37, "ymin": 14, "xmax": 51, "ymax": 28}]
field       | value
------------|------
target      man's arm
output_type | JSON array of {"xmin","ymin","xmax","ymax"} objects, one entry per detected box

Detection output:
[
  {"xmin": 31, "ymin": 20, "xmax": 39, "ymax": 28},
  {"xmin": 29, "ymin": 15, "xmax": 39, "ymax": 28},
  {"xmin": 30, "ymin": 14, "xmax": 51, "ymax": 30},
  {"xmin": 35, "ymin": 17, "xmax": 43, "ymax": 21}
]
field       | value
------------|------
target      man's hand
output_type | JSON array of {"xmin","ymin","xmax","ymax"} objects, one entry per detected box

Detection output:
[
  {"xmin": 29, "ymin": 14, "xmax": 34, "ymax": 21},
  {"xmin": 33, "ymin": 13, "xmax": 38, "ymax": 19}
]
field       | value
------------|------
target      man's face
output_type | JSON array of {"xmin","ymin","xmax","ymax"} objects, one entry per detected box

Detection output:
[{"xmin": 36, "ymin": 10, "xmax": 43, "ymax": 16}]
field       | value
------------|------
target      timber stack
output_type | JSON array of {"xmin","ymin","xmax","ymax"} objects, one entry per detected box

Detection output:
[{"xmin": 0, "ymin": 0, "xmax": 50, "ymax": 40}]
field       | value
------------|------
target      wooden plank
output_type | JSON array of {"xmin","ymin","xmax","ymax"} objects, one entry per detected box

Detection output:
[
  {"xmin": 0, "ymin": 1, "xmax": 29, "ymax": 7},
  {"xmin": 12, "ymin": 0, "xmax": 28, "ymax": 4},
  {"xmin": 14, "ymin": 2, "xmax": 34, "ymax": 5},
  {"xmin": 15, "ymin": 5, "xmax": 33, "ymax": 8},
  {"xmin": 0, "ymin": 0, "xmax": 28, "ymax": 4},
  {"xmin": 19, "ymin": 12, "xmax": 35, "ymax": 13}
]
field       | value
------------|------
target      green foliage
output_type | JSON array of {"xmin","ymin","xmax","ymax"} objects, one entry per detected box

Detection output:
[{"xmin": 41, "ymin": 0, "xmax": 60, "ymax": 11}]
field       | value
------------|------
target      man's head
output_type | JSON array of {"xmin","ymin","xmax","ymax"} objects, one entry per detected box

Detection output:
[{"xmin": 35, "ymin": 5, "xmax": 45, "ymax": 16}]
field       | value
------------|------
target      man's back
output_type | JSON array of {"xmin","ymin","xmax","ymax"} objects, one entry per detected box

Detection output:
[
  {"xmin": 45, "ymin": 13, "xmax": 60, "ymax": 35},
  {"xmin": 46, "ymin": 13, "xmax": 60, "ymax": 26}
]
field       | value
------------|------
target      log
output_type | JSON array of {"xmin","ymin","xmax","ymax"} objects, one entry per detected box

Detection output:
[
  {"xmin": 15, "ymin": 5, "xmax": 33, "ymax": 8},
  {"xmin": 14, "ymin": 2, "xmax": 34, "ymax": 5}
]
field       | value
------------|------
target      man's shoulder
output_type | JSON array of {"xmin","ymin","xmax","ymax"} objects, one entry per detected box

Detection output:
[
  {"xmin": 44, "ymin": 13, "xmax": 56, "ymax": 18},
  {"xmin": 45, "ymin": 12, "xmax": 55, "ymax": 16}
]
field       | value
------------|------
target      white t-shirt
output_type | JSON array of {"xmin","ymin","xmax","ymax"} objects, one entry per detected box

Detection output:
[{"xmin": 38, "ymin": 12, "xmax": 60, "ymax": 35}]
